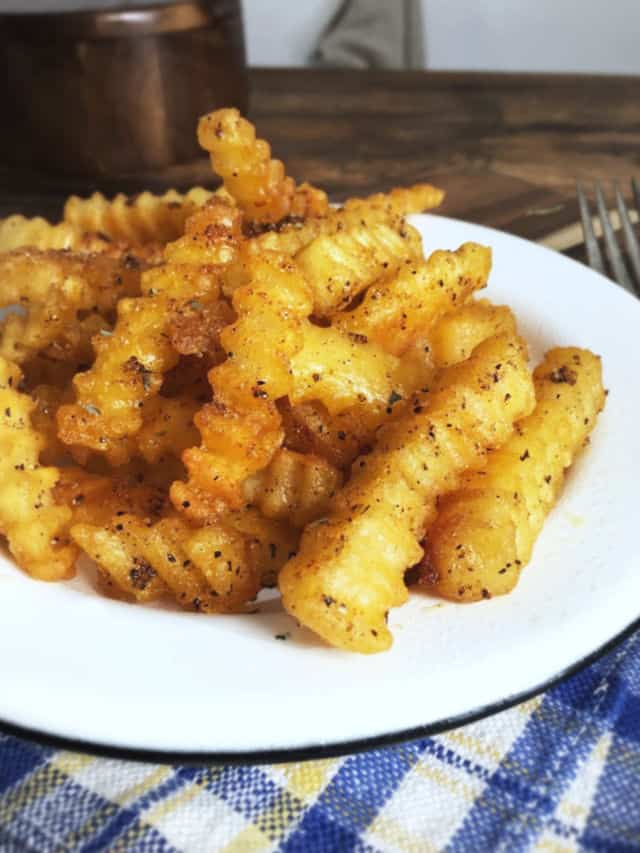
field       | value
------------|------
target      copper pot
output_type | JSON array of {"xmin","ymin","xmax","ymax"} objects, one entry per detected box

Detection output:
[{"xmin": 0, "ymin": 1, "xmax": 248, "ymax": 179}]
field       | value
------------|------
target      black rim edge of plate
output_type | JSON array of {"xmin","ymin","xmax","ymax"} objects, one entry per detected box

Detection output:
[{"xmin": 2, "ymin": 613, "xmax": 639, "ymax": 767}]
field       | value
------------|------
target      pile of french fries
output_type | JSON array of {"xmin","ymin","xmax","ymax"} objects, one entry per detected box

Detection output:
[{"xmin": 0, "ymin": 109, "xmax": 605, "ymax": 653}]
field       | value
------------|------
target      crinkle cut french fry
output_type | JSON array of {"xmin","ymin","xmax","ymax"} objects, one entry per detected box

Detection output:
[
  {"xmin": 0, "ymin": 215, "xmax": 112, "ymax": 253},
  {"xmin": 333, "ymin": 242, "xmax": 491, "ymax": 356},
  {"xmin": 136, "ymin": 395, "xmax": 200, "ymax": 464},
  {"xmin": 224, "ymin": 506, "xmax": 299, "ymax": 587},
  {"xmin": 198, "ymin": 108, "xmax": 328, "ymax": 224},
  {"xmin": 290, "ymin": 323, "xmax": 401, "ymax": 415},
  {"xmin": 243, "ymin": 449, "xmax": 343, "ymax": 528},
  {"xmin": 420, "ymin": 347, "xmax": 605, "ymax": 601},
  {"xmin": 282, "ymin": 301, "xmax": 520, "ymax": 473},
  {"xmin": 71, "ymin": 507, "xmax": 297, "ymax": 610},
  {"xmin": 279, "ymin": 399, "xmax": 377, "ymax": 471},
  {"xmin": 55, "ymin": 466, "xmax": 168, "ymax": 529},
  {"xmin": 223, "ymin": 184, "xmax": 444, "ymax": 297},
  {"xmin": 429, "ymin": 299, "xmax": 518, "ymax": 369},
  {"xmin": 295, "ymin": 220, "xmax": 423, "ymax": 316},
  {"xmin": 278, "ymin": 336, "xmax": 535, "ymax": 653},
  {"xmin": 171, "ymin": 252, "xmax": 312, "ymax": 518},
  {"xmin": 0, "ymin": 357, "xmax": 76, "ymax": 580},
  {"xmin": 173, "ymin": 250, "xmax": 419, "ymax": 521},
  {"xmin": 0, "ymin": 249, "xmax": 143, "ymax": 365},
  {"xmin": 167, "ymin": 297, "xmax": 235, "ymax": 359},
  {"xmin": 63, "ymin": 187, "xmax": 217, "ymax": 245},
  {"xmin": 57, "ymin": 198, "xmax": 241, "ymax": 461}
]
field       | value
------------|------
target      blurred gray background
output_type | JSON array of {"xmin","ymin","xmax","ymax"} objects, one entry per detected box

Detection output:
[{"xmin": 2, "ymin": 0, "xmax": 638, "ymax": 73}]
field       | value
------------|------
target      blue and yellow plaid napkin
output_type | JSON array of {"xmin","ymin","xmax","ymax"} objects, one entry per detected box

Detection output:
[{"xmin": 1, "ymin": 631, "xmax": 639, "ymax": 852}]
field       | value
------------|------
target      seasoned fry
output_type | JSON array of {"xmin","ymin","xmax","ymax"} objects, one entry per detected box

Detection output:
[
  {"xmin": 72, "ymin": 506, "xmax": 296, "ymax": 610},
  {"xmin": 167, "ymin": 297, "xmax": 235, "ymax": 358},
  {"xmin": 0, "ymin": 357, "xmax": 76, "ymax": 579},
  {"xmin": 290, "ymin": 323, "xmax": 401, "ymax": 414},
  {"xmin": 171, "ymin": 252, "xmax": 311, "ymax": 518},
  {"xmin": 63, "ymin": 187, "xmax": 217, "ymax": 245},
  {"xmin": 198, "ymin": 108, "xmax": 328, "ymax": 223},
  {"xmin": 244, "ymin": 449, "xmax": 342, "ymax": 528},
  {"xmin": 224, "ymin": 506, "xmax": 299, "ymax": 586},
  {"xmin": 173, "ymin": 250, "xmax": 419, "ymax": 520},
  {"xmin": 296, "ymin": 220, "xmax": 423, "ymax": 315},
  {"xmin": 429, "ymin": 299, "xmax": 518, "ymax": 368},
  {"xmin": 420, "ymin": 347, "xmax": 605, "ymax": 601},
  {"xmin": 333, "ymin": 242, "xmax": 491, "ymax": 356},
  {"xmin": 136, "ymin": 396, "xmax": 200, "ymax": 464},
  {"xmin": 224, "ymin": 183, "xmax": 444, "ymax": 296},
  {"xmin": 282, "ymin": 302, "xmax": 519, "ymax": 473},
  {"xmin": 55, "ymin": 466, "xmax": 168, "ymax": 528},
  {"xmin": 56, "ymin": 198, "xmax": 241, "ymax": 461},
  {"xmin": 344, "ymin": 184, "xmax": 445, "ymax": 217},
  {"xmin": 279, "ymin": 336, "xmax": 535, "ymax": 653},
  {"xmin": 0, "ymin": 214, "xmax": 112, "ymax": 253},
  {"xmin": 0, "ymin": 249, "xmax": 143, "ymax": 365},
  {"xmin": 279, "ymin": 399, "xmax": 374, "ymax": 471}
]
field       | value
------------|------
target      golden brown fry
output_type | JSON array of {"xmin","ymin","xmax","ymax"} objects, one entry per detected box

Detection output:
[
  {"xmin": 290, "ymin": 323, "xmax": 401, "ymax": 414},
  {"xmin": 420, "ymin": 347, "xmax": 605, "ymax": 601},
  {"xmin": 244, "ymin": 449, "xmax": 343, "ymax": 528},
  {"xmin": 42, "ymin": 312, "xmax": 112, "ymax": 365},
  {"xmin": 171, "ymin": 252, "xmax": 312, "ymax": 518},
  {"xmin": 0, "ymin": 249, "xmax": 143, "ymax": 365},
  {"xmin": 282, "ymin": 302, "xmax": 518, "ymax": 473},
  {"xmin": 167, "ymin": 297, "xmax": 235, "ymax": 358},
  {"xmin": 55, "ymin": 466, "xmax": 168, "ymax": 529},
  {"xmin": 0, "ymin": 357, "xmax": 76, "ymax": 580},
  {"xmin": 198, "ymin": 108, "xmax": 329, "ymax": 224},
  {"xmin": 71, "ymin": 506, "xmax": 296, "ymax": 610},
  {"xmin": 0, "ymin": 214, "xmax": 113, "ymax": 253},
  {"xmin": 173, "ymin": 251, "xmax": 411, "ymax": 520},
  {"xmin": 223, "ymin": 183, "xmax": 444, "ymax": 297},
  {"xmin": 333, "ymin": 242, "xmax": 491, "ymax": 356},
  {"xmin": 63, "ymin": 187, "xmax": 217, "ymax": 245},
  {"xmin": 296, "ymin": 220, "xmax": 423, "ymax": 316},
  {"xmin": 342, "ymin": 184, "xmax": 445, "ymax": 219},
  {"xmin": 429, "ymin": 299, "xmax": 518, "ymax": 369},
  {"xmin": 279, "ymin": 399, "xmax": 370, "ymax": 470},
  {"xmin": 57, "ymin": 198, "xmax": 241, "ymax": 461},
  {"xmin": 224, "ymin": 506, "xmax": 299, "ymax": 587},
  {"xmin": 136, "ymin": 395, "xmax": 200, "ymax": 464},
  {"xmin": 279, "ymin": 336, "xmax": 535, "ymax": 653}
]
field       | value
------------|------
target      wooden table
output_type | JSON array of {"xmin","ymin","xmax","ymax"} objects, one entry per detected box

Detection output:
[{"xmin": 3, "ymin": 69, "xmax": 639, "ymax": 257}]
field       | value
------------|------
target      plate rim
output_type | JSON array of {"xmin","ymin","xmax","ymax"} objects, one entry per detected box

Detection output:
[{"xmin": 2, "ymin": 613, "xmax": 638, "ymax": 765}]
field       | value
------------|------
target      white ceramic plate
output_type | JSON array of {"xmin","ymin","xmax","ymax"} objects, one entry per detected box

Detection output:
[{"xmin": 2, "ymin": 214, "xmax": 639, "ymax": 762}]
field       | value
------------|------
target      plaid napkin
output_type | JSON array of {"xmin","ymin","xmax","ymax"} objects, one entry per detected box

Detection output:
[{"xmin": 1, "ymin": 631, "xmax": 639, "ymax": 852}]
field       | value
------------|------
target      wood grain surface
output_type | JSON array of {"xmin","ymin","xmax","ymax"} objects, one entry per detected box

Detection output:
[{"xmin": 2, "ymin": 68, "xmax": 639, "ymax": 256}]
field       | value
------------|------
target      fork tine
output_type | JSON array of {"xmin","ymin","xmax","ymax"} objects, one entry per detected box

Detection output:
[
  {"xmin": 632, "ymin": 176, "xmax": 640, "ymax": 215},
  {"xmin": 594, "ymin": 182, "xmax": 635, "ymax": 291},
  {"xmin": 577, "ymin": 183, "xmax": 606, "ymax": 276},
  {"xmin": 615, "ymin": 182, "xmax": 640, "ymax": 297}
]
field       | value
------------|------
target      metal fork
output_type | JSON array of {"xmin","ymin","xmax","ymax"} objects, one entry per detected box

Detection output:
[{"xmin": 577, "ymin": 180, "xmax": 640, "ymax": 297}]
